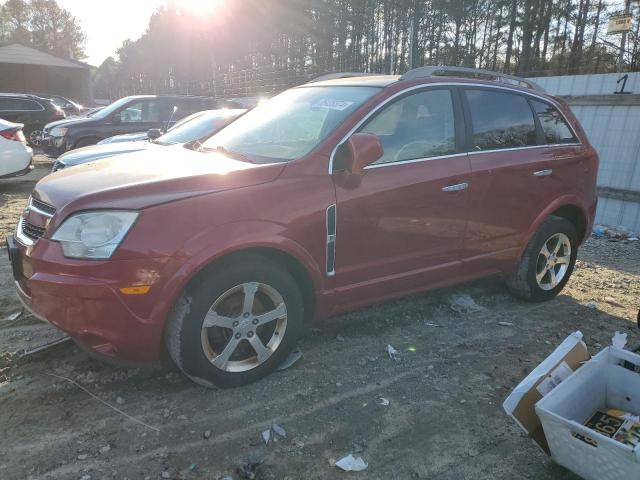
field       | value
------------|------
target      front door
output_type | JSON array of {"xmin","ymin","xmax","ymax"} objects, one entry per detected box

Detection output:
[{"xmin": 330, "ymin": 87, "xmax": 471, "ymax": 309}]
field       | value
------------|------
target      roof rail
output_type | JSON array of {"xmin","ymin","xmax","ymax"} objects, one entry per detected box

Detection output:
[
  {"xmin": 307, "ymin": 72, "xmax": 377, "ymax": 83},
  {"xmin": 399, "ymin": 66, "xmax": 544, "ymax": 92}
]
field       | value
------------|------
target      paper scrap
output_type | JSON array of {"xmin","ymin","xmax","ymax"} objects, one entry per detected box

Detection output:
[
  {"xmin": 272, "ymin": 424, "xmax": 286, "ymax": 437},
  {"xmin": 261, "ymin": 429, "xmax": 271, "ymax": 444},
  {"xmin": 386, "ymin": 344, "xmax": 399, "ymax": 361},
  {"xmin": 335, "ymin": 454, "xmax": 368, "ymax": 472},
  {"xmin": 612, "ymin": 332, "xmax": 628, "ymax": 349}
]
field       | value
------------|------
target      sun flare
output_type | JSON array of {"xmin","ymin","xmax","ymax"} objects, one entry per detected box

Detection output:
[{"xmin": 170, "ymin": 0, "xmax": 225, "ymax": 14}]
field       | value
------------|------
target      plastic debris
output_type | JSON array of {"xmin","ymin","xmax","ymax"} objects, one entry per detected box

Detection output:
[
  {"xmin": 376, "ymin": 397, "xmax": 390, "ymax": 406},
  {"xmin": 272, "ymin": 423, "xmax": 286, "ymax": 437},
  {"xmin": 498, "ymin": 321, "xmax": 514, "ymax": 327},
  {"xmin": 386, "ymin": 344, "xmax": 399, "ymax": 361},
  {"xmin": 592, "ymin": 226, "xmax": 606, "ymax": 238},
  {"xmin": 612, "ymin": 332, "xmax": 628, "ymax": 349},
  {"xmin": 335, "ymin": 454, "xmax": 368, "ymax": 472},
  {"xmin": 586, "ymin": 302, "xmax": 597, "ymax": 310},
  {"xmin": 424, "ymin": 321, "xmax": 442, "ymax": 327},
  {"xmin": 604, "ymin": 296, "xmax": 623, "ymax": 307},
  {"xmin": 629, "ymin": 236, "xmax": 639, "ymax": 242},
  {"xmin": 6, "ymin": 310, "xmax": 23, "ymax": 321},
  {"xmin": 261, "ymin": 429, "xmax": 271, "ymax": 444},
  {"xmin": 449, "ymin": 293, "xmax": 485, "ymax": 314},
  {"xmin": 336, "ymin": 335, "xmax": 345, "ymax": 342},
  {"xmin": 277, "ymin": 350, "xmax": 303, "ymax": 371}
]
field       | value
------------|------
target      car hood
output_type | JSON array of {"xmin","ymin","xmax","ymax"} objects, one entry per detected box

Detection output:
[
  {"xmin": 45, "ymin": 116, "xmax": 95, "ymax": 130},
  {"xmin": 100, "ymin": 132, "xmax": 148, "ymax": 144},
  {"xmin": 58, "ymin": 141, "xmax": 157, "ymax": 167},
  {"xmin": 33, "ymin": 146, "xmax": 286, "ymax": 214}
]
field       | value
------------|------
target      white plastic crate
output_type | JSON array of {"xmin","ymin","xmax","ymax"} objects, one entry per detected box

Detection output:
[{"xmin": 536, "ymin": 346, "xmax": 640, "ymax": 480}]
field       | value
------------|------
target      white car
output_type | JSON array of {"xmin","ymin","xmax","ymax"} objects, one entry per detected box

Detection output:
[{"xmin": 0, "ymin": 119, "xmax": 33, "ymax": 178}]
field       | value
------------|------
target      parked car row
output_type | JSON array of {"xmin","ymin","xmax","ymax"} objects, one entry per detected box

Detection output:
[
  {"xmin": 0, "ymin": 93, "xmax": 66, "ymax": 147},
  {"xmin": 6, "ymin": 67, "xmax": 599, "ymax": 389},
  {"xmin": 0, "ymin": 119, "xmax": 33, "ymax": 178}
]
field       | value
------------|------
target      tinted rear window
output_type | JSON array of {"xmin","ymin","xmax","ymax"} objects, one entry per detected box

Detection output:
[
  {"xmin": 465, "ymin": 89, "xmax": 537, "ymax": 150},
  {"xmin": 530, "ymin": 100, "xmax": 578, "ymax": 144},
  {"xmin": 0, "ymin": 97, "xmax": 41, "ymax": 111}
]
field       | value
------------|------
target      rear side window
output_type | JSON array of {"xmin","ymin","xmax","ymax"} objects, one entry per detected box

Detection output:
[
  {"xmin": 360, "ymin": 89, "xmax": 456, "ymax": 164},
  {"xmin": 465, "ymin": 90, "xmax": 536, "ymax": 150},
  {"xmin": 0, "ymin": 98, "xmax": 42, "ymax": 111},
  {"xmin": 530, "ymin": 100, "xmax": 578, "ymax": 144},
  {"xmin": 119, "ymin": 100, "xmax": 163, "ymax": 123}
]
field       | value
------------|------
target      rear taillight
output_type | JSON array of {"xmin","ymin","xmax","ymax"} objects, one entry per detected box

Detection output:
[{"xmin": 0, "ymin": 128, "xmax": 26, "ymax": 144}]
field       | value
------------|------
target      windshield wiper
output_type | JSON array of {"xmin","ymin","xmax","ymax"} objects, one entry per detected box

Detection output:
[{"xmin": 208, "ymin": 145, "xmax": 254, "ymax": 163}]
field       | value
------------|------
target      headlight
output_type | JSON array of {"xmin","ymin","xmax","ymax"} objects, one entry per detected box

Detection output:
[
  {"xmin": 50, "ymin": 127, "xmax": 68, "ymax": 137},
  {"xmin": 51, "ymin": 211, "xmax": 139, "ymax": 259}
]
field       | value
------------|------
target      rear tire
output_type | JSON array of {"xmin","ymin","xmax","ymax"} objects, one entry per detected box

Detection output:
[
  {"xmin": 507, "ymin": 216, "xmax": 578, "ymax": 302},
  {"xmin": 165, "ymin": 256, "xmax": 303, "ymax": 388},
  {"xmin": 25, "ymin": 125, "xmax": 43, "ymax": 147}
]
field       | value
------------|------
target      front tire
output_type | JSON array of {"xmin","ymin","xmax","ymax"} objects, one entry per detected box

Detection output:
[
  {"xmin": 507, "ymin": 216, "xmax": 578, "ymax": 302},
  {"xmin": 165, "ymin": 256, "xmax": 303, "ymax": 388}
]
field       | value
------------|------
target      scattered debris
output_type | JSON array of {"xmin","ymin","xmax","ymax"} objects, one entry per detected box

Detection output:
[
  {"xmin": 203, "ymin": 430, "xmax": 212, "ymax": 439},
  {"xmin": 386, "ymin": 344, "xmax": 399, "ymax": 361},
  {"xmin": 629, "ymin": 236, "xmax": 639, "ymax": 242},
  {"xmin": 277, "ymin": 350, "xmax": 303, "ymax": 371},
  {"xmin": 272, "ymin": 423, "xmax": 286, "ymax": 437},
  {"xmin": 423, "ymin": 321, "xmax": 442, "ymax": 327},
  {"xmin": 161, "ymin": 471, "xmax": 170, "ymax": 479},
  {"xmin": 261, "ymin": 429, "xmax": 271, "ymax": 444},
  {"xmin": 116, "ymin": 396, "xmax": 125, "ymax": 405},
  {"xmin": 236, "ymin": 461, "xmax": 262, "ymax": 479},
  {"xmin": 335, "ymin": 454, "xmax": 368, "ymax": 472},
  {"xmin": 498, "ymin": 321, "xmax": 514, "ymax": 327},
  {"xmin": 376, "ymin": 397, "xmax": 390, "ymax": 406},
  {"xmin": 5, "ymin": 309, "xmax": 23, "ymax": 321},
  {"xmin": 592, "ymin": 226, "xmax": 606, "ymax": 238},
  {"xmin": 77, "ymin": 453, "xmax": 88, "ymax": 460},
  {"xmin": 336, "ymin": 335, "xmax": 345, "ymax": 342},
  {"xmin": 449, "ymin": 293, "xmax": 485, "ymax": 314},
  {"xmin": 604, "ymin": 296, "xmax": 623, "ymax": 307},
  {"xmin": 586, "ymin": 302, "xmax": 597, "ymax": 310},
  {"xmin": 99, "ymin": 444, "xmax": 111, "ymax": 454},
  {"xmin": 612, "ymin": 331, "xmax": 628, "ymax": 349}
]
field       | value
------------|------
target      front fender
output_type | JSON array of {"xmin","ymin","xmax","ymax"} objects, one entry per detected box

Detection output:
[{"xmin": 149, "ymin": 220, "xmax": 325, "ymax": 329}]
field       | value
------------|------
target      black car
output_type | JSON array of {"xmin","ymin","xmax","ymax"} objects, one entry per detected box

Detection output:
[
  {"xmin": 0, "ymin": 93, "xmax": 66, "ymax": 147},
  {"xmin": 30, "ymin": 93, "xmax": 84, "ymax": 116},
  {"xmin": 41, "ymin": 95, "xmax": 217, "ymax": 158}
]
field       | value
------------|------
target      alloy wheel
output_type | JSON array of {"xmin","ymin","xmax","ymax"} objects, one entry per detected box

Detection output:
[
  {"xmin": 200, "ymin": 282, "xmax": 288, "ymax": 372},
  {"xmin": 28, "ymin": 129, "xmax": 42, "ymax": 147},
  {"xmin": 535, "ymin": 233, "xmax": 572, "ymax": 291}
]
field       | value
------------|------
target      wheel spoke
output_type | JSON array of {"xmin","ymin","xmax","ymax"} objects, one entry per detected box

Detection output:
[
  {"xmin": 551, "ymin": 238, "xmax": 563, "ymax": 255},
  {"xmin": 548, "ymin": 267, "xmax": 558, "ymax": 287},
  {"xmin": 539, "ymin": 243, "xmax": 551, "ymax": 260},
  {"xmin": 242, "ymin": 282, "xmax": 259, "ymax": 315},
  {"xmin": 536, "ymin": 264, "xmax": 549, "ymax": 283},
  {"xmin": 202, "ymin": 310, "xmax": 235, "ymax": 328},
  {"xmin": 248, "ymin": 335, "xmax": 271, "ymax": 363},
  {"xmin": 556, "ymin": 254, "xmax": 571, "ymax": 265},
  {"xmin": 211, "ymin": 337, "xmax": 241, "ymax": 368},
  {"xmin": 254, "ymin": 303, "xmax": 286, "ymax": 325}
]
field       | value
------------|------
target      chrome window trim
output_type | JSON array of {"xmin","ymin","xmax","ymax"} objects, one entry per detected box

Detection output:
[
  {"xmin": 328, "ymin": 82, "xmax": 581, "ymax": 174},
  {"xmin": 28, "ymin": 197, "xmax": 54, "ymax": 218},
  {"xmin": 467, "ymin": 142, "xmax": 582, "ymax": 156},
  {"xmin": 364, "ymin": 152, "xmax": 468, "ymax": 170}
]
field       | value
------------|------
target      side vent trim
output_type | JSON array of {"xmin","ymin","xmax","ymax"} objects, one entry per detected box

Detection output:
[{"xmin": 326, "ymin": 204, "xmax": 337, "ymax": 276}]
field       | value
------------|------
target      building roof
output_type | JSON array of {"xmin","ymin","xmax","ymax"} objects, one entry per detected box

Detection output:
[{"xmin": 0, "ymin": 43, "xmax": 90, "ymax": 69}]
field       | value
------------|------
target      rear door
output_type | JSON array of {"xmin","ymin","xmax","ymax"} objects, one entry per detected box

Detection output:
[
  {"xmin": 331, "ymin": 87, "xmax": 471, "ymax": 305},
  {"xmin": 461, "ymin": 88, "xmax": 574, "ymax": 273}
]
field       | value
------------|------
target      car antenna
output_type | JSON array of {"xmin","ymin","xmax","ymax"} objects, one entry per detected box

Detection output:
[{"xmin": 164, "ymin": 105, "xmax": 178, "ymax": 133}]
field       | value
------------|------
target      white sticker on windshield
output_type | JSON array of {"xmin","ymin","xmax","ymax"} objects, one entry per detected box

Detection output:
[{"xmin": 312, "ymin": 99, "xmax": 354, "ymax": 111}]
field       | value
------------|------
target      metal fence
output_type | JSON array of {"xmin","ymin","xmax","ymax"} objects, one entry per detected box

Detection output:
[{"xmin": 531, "ymin": 72, "xmax": 640, "ymax": 234}]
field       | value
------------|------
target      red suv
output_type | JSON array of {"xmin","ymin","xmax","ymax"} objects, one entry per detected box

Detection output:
[{"xmin": 7, "ymin": 67, "xmax": 598, "ymax": 387}]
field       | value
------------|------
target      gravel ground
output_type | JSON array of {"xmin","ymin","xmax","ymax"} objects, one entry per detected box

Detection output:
[{"xmin": 0, "ymin": 155, "xmax": 639, "ymax": 480}]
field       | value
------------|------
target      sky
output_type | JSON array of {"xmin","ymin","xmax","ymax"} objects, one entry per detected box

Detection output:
[{"xmin": 57, "ymin": 0, "xmax": 166, "ymax": 66}]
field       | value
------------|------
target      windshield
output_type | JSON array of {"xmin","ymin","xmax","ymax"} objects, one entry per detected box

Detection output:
[
  {"xmin": 155, "ymin": 110, "xmax": 244, "ymax": 146},
  {"xmin": 90, "ymin": 97, "xmax": 140, "ymax": 120},
  {"xmin": 202, "ymin": 86, "xmax": 380, "ymax": 162}
]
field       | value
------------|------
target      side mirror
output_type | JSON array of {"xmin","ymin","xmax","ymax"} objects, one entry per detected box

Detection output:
[
  {"xmin": 344, "ymin": 133, "xmax": 384, "ymax": 175},
  {"xmin": 147, "ymin": 128, "xmax": 162, "ymax": 140}
]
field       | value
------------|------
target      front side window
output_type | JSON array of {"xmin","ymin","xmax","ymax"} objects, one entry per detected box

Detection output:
[
  {"xmin": 119, "ymin": 101, "xmax": 162, "ymax": 123},
  {"xmin": 466, "ymin": 89, "xmax": 537, "ymax": 150},
  {"xmin": 530, "ymin": 100, "xmax": 578, "ymax": 144},
  {"xmin": 202, "ymin": 86, "xmax": 380, "ymax": 162},
  {"xmin": 359, "ymin": 89, "xmax": 456, "ymax": 165},
  {"xmin": 156, "ymin": 111, "xmax": 240, "ymax": 145}
]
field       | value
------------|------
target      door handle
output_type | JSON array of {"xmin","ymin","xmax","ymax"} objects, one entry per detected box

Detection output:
[
  {"xmin": 442, "ymin": 182, "xmax": 469, "ymax": 192},
  {"xmin": 533, "ymin": 169, "xmax": 553, "ymax": 177}
]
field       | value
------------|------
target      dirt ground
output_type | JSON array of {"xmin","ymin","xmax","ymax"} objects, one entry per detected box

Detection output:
[{"xmin": 1, "ymin": 155, "xmax": 639, "ymax": 480}]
